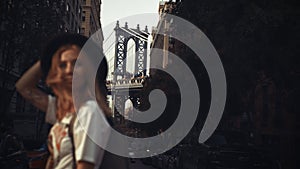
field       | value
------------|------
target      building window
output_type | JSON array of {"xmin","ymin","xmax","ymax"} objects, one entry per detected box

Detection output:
[
  {"xmin": 71, "ymin": 13, "xmax": 74, "ymax": 24},
  {"xmin": 66, "ymin": 4, "xmax": 69, "ymax": 11},
  {"xmin": 82, "ymin": 11, "xmax": 86, "ymax": 21},
  {"xmin": 67, "ymin": 12, "xmax": 70, "ymax": 21},
  {"xmin": 35, "ymin": 21, "xmax": 39, "ymax": 28},
  {"xmin": 8, "ymin": 0, "xmax": 14, "ymax": 10}
]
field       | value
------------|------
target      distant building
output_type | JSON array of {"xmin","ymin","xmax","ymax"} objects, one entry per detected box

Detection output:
[
  {"xmin": 81, "ymin": 0, "xmax": 104, "ymax": 45},
  {"xmin": 62, "ymin": 0, "xmax": 83, "ymax": 34},
  {"xmin": 151, "ymin": 0, "xmax": 177, "ymax": 69}
]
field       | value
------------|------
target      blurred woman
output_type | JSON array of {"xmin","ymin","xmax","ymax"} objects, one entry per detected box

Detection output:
[{"xmin": 16, "ymin": 33, "xmax": 111, "ymax": 169}]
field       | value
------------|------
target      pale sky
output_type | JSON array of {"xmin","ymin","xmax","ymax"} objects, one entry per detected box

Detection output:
[{"xmin": 101, "ymin": 0, "xmax": 160, "ymax": 28}]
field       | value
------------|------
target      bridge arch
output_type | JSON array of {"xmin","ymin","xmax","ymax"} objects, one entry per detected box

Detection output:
[
  {"xmin": 126, "ymin": 38, "xmax": 136, "ymax": 75},
  {"xmin": 114, "ymin": 21, "xmax": 149, "ymax": 80}
]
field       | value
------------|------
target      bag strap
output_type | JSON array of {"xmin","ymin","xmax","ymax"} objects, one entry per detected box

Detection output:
[{"xmin": 67, "ymin": 115, "xmax": 77, "ymax": 169}]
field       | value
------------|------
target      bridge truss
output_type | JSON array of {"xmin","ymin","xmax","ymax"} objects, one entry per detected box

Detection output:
[{"xmin": 108, "ymin": 21, "xmax": 150, "ymax": 123}]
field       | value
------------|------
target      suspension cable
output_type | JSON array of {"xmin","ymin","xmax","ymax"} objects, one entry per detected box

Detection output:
[
  {"xmin": 119, "ymin": 27, "xmax": 148, "ymax": 42},
  {"xmin": 103, "ymin": 30, "xmax": 114, "ymax": 45},
  {"xmin": 104, "ymin": 41, "xmax": 116, "ymax": 55},
  {"xmin": 128, "ymin": 28, "xmax": 149, "ymax": 40}
]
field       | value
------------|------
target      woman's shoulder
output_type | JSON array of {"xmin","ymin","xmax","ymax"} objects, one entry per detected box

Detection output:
[
  {"xmin": 75, "ymin": 100, "xmax": 111, "ymax": 134},
  {"xmin": 45, "ymin": 95, "xmax": 57, "ymax": 125},
  {"xmin": 77, "ymin": 100, "xmax": 105, "ymax": 118},
  {"xmin": 48, "ymin": 94, "xmax": 56, "ymax": 102},
  {"xmin": 76, "ymin": 100, "xmax": 113, "ymax": 127},
  {"xmin": 80, "ymin": 100, "xmax": 99, "ymax": 111}
]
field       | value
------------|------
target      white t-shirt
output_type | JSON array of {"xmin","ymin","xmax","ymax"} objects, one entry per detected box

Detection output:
[{"xmin": 46, "ymin": 95, "xmax": 110, "ymax": 169}]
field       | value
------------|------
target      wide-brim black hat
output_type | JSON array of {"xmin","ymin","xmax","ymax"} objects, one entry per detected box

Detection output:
[
  {"xmin": 40, "ymin": 33, "xmax": 108, "ymax": 83},
  {"xmin": 41, "ymin": 33, "xmax": 88, "ymax": 78}
]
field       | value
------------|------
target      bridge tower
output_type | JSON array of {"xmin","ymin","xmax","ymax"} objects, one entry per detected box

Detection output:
[{"xmin": 112, "ymin": 21, "xmax": 149, "ymax": 122}]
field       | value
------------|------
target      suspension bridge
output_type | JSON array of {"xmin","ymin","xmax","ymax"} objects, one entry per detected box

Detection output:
[{"xmin": 103, "ymin": 21, "xmax": 151, "ymax": 119}]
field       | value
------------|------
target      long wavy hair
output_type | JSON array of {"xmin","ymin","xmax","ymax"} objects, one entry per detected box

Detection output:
[
  {"xmin": 46, "ymin": 45, "xmax": 76, "ymax": 121},
  {"xmin": 41, "ymin": 33, "xmax": 111, "ymax": 121}
]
